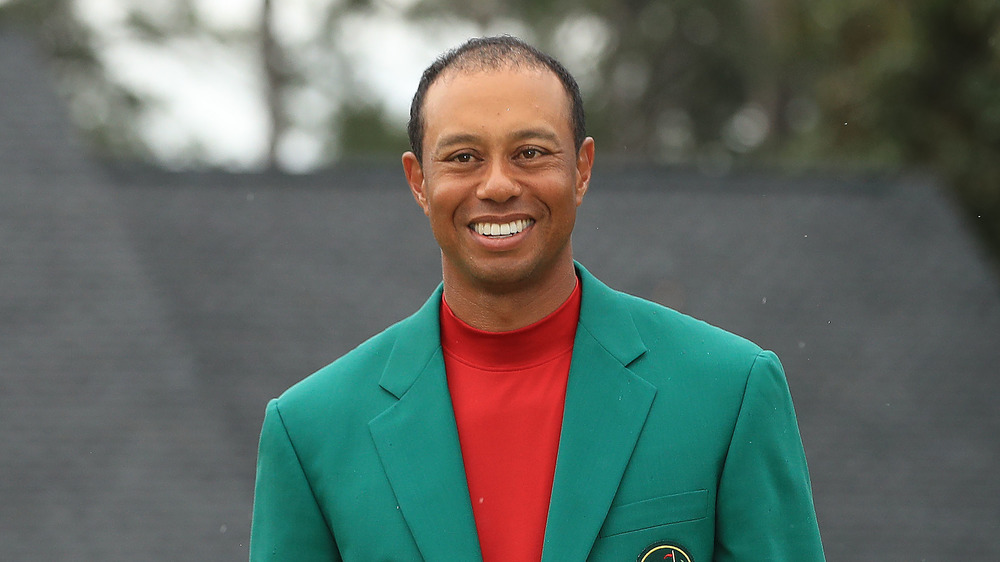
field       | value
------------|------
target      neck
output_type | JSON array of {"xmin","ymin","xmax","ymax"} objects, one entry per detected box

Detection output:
[{"xmin": 442, "ymin": 259, "xmax": 578, "ymax": 332}]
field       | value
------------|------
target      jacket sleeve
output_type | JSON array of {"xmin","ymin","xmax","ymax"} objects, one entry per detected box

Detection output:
[
  {"xmin": 714, "ymin": 351, "xmax": 825, "ymax": 561},
  {"xmin": 250, "ymin": 399, "xmax": 341, "ymax": 561}
]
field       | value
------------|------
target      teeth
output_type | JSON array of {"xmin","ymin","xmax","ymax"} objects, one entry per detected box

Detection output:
[{"xmin": 473, "ymin": 219, "xmax": 533, "ymax": 237}]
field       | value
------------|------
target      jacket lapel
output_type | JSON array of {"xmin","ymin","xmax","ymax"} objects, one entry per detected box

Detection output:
[
  {"xmin": 367, "ymin": 267, "xmax": 657, "ymax": 561},
  {"xmin": 542, "ymin": 265, "xmax": 657, "ymax": 561},
  {"xmin": 368, "ymin": 287, "xmax": 483, "ymax": 560}
]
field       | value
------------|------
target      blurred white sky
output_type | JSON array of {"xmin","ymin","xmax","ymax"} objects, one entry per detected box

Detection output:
[
  {"xmin": 68, "ymin": 0, "xmax": 489, "ymax": 170},
  {"xmin": 52, "ymin": 0, "xmax": 617, "ymax": 170}
]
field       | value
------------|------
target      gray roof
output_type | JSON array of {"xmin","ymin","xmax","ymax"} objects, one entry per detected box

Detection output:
[
  {"xmin": 1, "ymin": 30, "xmax": 251, "ymax": 559},
  {"xmin": 4, "ymin": 29, "xmax": 1000, "ymax": 560}
]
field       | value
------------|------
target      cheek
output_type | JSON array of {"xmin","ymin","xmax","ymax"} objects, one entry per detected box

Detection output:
[
  {"xmin": 544, "ymin": 178, "xmax": 583, "ymax": 211},
  {"xmin": 425, "ymin": 179, "xmax": 469, "ymax": 218},
  {"xmin": 424, "ymin": 192, "xmax": 464, "ymax": 236}
]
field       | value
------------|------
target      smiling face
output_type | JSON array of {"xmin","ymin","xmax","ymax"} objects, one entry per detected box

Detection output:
[{"xmin": 402, "ymin": 66, "xmax": 595, "ymax": 298}]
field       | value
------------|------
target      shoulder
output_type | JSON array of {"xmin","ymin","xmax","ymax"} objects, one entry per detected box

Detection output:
[
  {"xmin": 283, "ymin": 322, "xmax": 400, "ymax": 401},
  {"xmin": 269, "ymin": 322, "xmax": 399, "ymax": 429},
  {"xmin": 576, "ymin": 264, "xmax": 769, "ymax": 390},
  {"xmin": 274, "ymin": 286, "xmax": 443, "ymax": 415},
  {"xmin": 602, "ymin": 287, "xmax": 772, "ymax": 403},
  {"xmin": 576, "ymin": 262, "xmax": 762, "ymax": 366},
  {"xmin": 609, "ymin": 290, "xmax": 791, "ymax": 457},
  {"xmin": 269, "ymin": 297, "xmax": 438, "ymax": 440},
  {"xmin": 621, "ymin": 291, "xmax": 763, "ymax": 362}
]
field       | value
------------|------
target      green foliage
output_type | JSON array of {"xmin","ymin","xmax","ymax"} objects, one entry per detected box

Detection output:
[
  {"xmin": 776, "ymin": 0, "xmax": 1000, "ymax": 259},
  {"xmin": 337, "ymin": 105, "xmax": 409, "ymax": 158}
]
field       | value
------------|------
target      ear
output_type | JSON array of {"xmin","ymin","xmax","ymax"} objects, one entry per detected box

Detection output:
[
  {"xmin": 574, "ymin": 137, "xmax": 595, "ymax": 206},
  {"xmin": 402, "ymin": 151, "xmax": 430, "ymax": 216}
]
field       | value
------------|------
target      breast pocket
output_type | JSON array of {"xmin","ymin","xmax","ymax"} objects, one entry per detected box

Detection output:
[{"xmin": 597, "ymin": 489, "xmax": 709, "ymax": 538}]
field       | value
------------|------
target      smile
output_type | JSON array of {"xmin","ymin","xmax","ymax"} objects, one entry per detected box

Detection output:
[{"xmin": 471, "ymin": 219, "xmax": 534, "ymax": 238}]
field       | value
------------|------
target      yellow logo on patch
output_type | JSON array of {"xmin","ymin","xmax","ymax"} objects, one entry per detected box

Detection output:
[{"xmin": 638, "ymin": 542, "xmax": 693, "ymax": 562}]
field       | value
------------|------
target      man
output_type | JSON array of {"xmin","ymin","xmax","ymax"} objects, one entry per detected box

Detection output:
[{"xmin": 251, "ymin": 36, "xmax": 825, "ymax": 561}]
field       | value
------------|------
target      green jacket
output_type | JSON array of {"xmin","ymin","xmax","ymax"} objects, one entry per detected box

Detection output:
[{"xmin": 251, "ymin": 264, "xmax": 824, "ymax": 561}]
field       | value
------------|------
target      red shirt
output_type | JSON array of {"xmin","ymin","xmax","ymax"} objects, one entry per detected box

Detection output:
[{"xmin": 440, "ymin": 281, "xmax": 581, "ymax": 562}]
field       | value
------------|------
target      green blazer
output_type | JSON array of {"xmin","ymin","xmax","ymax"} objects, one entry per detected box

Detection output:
[{"xmin": 251, "ymin": 264, "xmax": 824, "ymax": 561}]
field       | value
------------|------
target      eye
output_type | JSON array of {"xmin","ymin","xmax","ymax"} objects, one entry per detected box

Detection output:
[
  {"xmin": 518, "ymin": 147, "xmax": 545, "ymax": 159},
  {"xmin": 449, "ymin": 152, "xmax": 478, "ymax": 164}
]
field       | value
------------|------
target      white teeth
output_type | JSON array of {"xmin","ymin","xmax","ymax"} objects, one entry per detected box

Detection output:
[{"xmin": 473, "ymin": 219, "xmax": 533, "ymax": 237}]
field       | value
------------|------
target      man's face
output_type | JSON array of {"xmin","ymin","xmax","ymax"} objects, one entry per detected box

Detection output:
[{"xmin": 402, "ymin": 66, "xmax": 595, "ymax": 294}]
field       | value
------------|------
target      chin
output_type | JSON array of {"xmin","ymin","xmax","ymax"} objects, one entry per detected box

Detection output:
[
  {"xmin": 474, "ymin": 257, "xmax": 564, "ymax": 291},
  {"xmin": 474, "ymin": 266, "xmax": 535, "ymax": 290},
  {"xmin": 447, "ymin": 258, "xmax": 529, "ymax": 290}
]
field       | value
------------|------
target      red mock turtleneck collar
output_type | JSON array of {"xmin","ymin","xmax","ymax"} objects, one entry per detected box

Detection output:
[{"xmin": 439, "ymin": 278, "xmax": 582, "ymax": 370}]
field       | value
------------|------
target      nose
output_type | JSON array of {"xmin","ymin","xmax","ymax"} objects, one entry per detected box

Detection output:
[{"xmin": 476, "ymin": 160, "xmax": 521, "ymax": 203}]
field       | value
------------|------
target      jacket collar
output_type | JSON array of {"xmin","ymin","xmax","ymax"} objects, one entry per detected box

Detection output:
[
  {"xmin": 368, "ymin": 262, "xmax": 656, "ymax": 560},
  {"xmin": 376, "ymin": 263, "xmax": 647, "ymax": 393},
  {"xmin": 376, "ymin": 282, "xmax": 445, "ymax": 399}
]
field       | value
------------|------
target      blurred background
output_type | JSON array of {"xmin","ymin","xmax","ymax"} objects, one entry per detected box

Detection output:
[
  {"xmin": 3, "ymin": 0, "xmax": 999, "ymax": 249},
  {"xmin": 2, "ymin": 0, "xmax": 999, "ymax": 560}
]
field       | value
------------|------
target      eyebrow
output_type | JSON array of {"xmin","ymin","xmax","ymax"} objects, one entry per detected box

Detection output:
[
  {"xmin": 433, "ymin": 128, "xmax": 561, "ymax": 154},
  {"xmin": 511, "ymin": 128, "xmax": 560, "ymax": 143},
  {"xmin": 435, "ymin": 133, "xmax": 481, "ymax": 152}
]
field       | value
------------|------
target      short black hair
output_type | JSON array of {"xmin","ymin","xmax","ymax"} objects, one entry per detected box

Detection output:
[{"xmin": 407, "ymin": 35, "xmax": 586, "ymax": 163}]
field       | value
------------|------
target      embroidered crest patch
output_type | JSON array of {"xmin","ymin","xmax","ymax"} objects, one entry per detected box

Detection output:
[{"xmin": 638, "ymin": 542, "xmax": 693, "ymax": 562}]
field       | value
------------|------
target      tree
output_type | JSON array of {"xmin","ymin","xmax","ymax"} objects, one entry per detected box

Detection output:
[{"xmin": 771, "ymin": 0, "xmax": 1000, "ymax": 261}]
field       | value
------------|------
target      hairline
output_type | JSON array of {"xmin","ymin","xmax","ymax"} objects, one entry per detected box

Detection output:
[
  {"xmin": 425, "ymin": 65, "xmax": 574, "ymax": 151},
  {"xmin": 407, "ymin": 36, "xmax": 586, "ymax": 164}
]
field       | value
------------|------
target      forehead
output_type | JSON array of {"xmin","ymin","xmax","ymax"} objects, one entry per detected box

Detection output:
[{"xmin": 422, "ymin": 66, "xmax": 572, "ymax": 133}]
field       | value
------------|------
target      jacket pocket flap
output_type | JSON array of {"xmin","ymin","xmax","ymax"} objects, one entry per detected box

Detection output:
[{"xmin": 598, "ymin": 489, "xmax": 709, "ymax": 538}]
